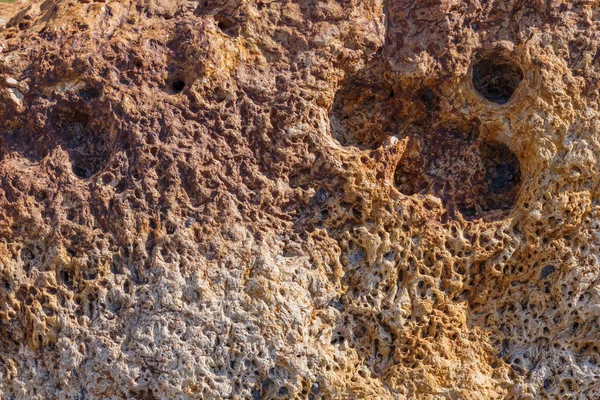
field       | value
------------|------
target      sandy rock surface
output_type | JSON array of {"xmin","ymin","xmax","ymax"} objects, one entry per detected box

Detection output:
[{"xmin": 1, "ymin": 0, "xmax": 600, "ymax": 399}]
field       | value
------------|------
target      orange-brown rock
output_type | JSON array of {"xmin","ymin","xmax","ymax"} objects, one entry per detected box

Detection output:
[{"xmin": 1, "ymin": 0, "xmax": 600, "ymax": 399}]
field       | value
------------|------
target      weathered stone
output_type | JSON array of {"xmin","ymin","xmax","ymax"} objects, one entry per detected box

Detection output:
[{"xmin": 1, "ymin": 0, "xmax": 600, "ymax": 399}]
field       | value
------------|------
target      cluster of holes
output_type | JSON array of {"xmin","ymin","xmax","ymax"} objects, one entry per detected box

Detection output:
[
  {"xmin": 330, "ymin": 187, "xmax": 550, "ymax": 390},
  {"xmin": 401, "ymin": 54, "xmax": 524, "ymax": 219},
  {"xmin": 328, "ymin": 50, "xmax": 525, "ymax": 220},
  {"xmin": 460, "ymin": 227, "xmax": 600, "ymax": 393}
]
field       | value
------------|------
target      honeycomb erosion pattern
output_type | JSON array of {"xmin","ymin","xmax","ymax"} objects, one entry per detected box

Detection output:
[{"xmin": 1, "ymin": 0, "xmax": 600, "ymax": 399}]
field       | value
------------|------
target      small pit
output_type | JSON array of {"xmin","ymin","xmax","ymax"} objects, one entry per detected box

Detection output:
[
  {"xmin": 71, "ymin": 155, "xmax": 105, "ymax": 179},
  {"xmin": 472, "ymin": 53, "xmax": 523, "ymax": 105}
]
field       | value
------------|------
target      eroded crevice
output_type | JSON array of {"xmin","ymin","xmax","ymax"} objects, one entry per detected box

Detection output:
[
  {"xmin": 394, "ymin": 124, "xmax": 521, "ymax": 221},
  {"xmin": 472, "ymin": 52, "xmax": 523, "ymax": 105}
]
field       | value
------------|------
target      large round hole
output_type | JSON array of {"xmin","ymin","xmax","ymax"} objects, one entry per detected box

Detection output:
[
  {"xmin": 472, "ymin": 53, "xmax": 523, "ymax": 105},
  {"xmin": 394, "ymin": 124, "xmax": 521, "ymax": 221}
]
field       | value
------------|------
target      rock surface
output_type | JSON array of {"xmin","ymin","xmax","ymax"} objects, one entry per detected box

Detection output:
[{"xmin": 1, "ymin": 0, "xmax": 600, "ymax": 398}]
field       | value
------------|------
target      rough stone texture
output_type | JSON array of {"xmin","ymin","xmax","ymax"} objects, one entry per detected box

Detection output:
[{"xmin": 1, "ymin": 0, "xmax": 600, "ymax": 399}]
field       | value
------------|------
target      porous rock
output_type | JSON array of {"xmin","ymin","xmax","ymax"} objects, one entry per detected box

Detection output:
[{"xmin": 1, "ymin": 0, "xmax": 600, "ymax": 399}]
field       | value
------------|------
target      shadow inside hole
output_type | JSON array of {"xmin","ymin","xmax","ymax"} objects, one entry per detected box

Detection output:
[
  {"xmin": 394, "ymin": 125, "xmax": 521, "ymax": 221},
  {"xmin": 58, "ymin": 268, "xmax": 74, "ymax": 290},
  {"xmin": 171, "ymin": 80, "xmax": 185, "ymax": 93},
  {"xmin": 472, "ymin": 53, "xmax": 523, "ymax": 105}
]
